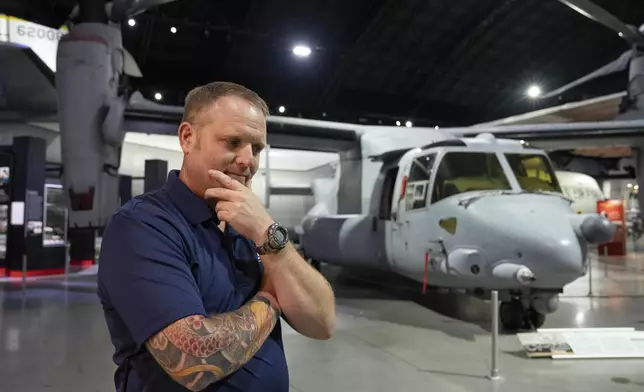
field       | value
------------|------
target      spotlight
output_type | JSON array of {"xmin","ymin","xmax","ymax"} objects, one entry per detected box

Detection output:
[
  {"xmin": 526, "ymin": 85, "xmax": 541, "ymax": 98},
  {"xmin": 293, "ymin": 45, "xmax": 311, "ymax": 58}
]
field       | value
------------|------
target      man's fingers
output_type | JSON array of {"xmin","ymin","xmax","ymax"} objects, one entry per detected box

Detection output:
[
  {"xmin": 204, "ymin": 187, "xmax": 238, "ymax": 201},
  {"xmin": 214, "ymin": 200, "xmax": 238, "ymax": 211},
  {"xmin": 208, "ymin": 170, "xmax": 242, "ymax": 190},
  {"xmin": 214, "ymin": 201, "xmax": 236, "ymax": 221}
]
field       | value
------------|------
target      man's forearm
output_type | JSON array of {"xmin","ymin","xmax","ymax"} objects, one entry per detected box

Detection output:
[
  {"xmin": 146, "ymin": 292, "xmax": 280, "ymax": 392},
  {"xmin": 261, "ymin": 243, "xmax": 336, "ymax": 340}
]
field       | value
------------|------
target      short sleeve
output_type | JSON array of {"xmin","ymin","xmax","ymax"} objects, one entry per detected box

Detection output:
[{"xmin": 98, "ymin": 206, "xmax": 206, "ymax": 347}]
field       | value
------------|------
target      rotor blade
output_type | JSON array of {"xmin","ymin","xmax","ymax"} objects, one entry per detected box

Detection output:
[
  {"xmin": 539, "ymin": 50, "xmax": 632, "ymax": 99},
  {"xmin": 459, "ymin": 118, "xmax": 644, "ymax": 136},
  {"xmin": 557, "ymin": 0, "xmax": 644, "ymax": 45},
  {"xmin": 123, "ymin": 48, "xmax": 143, "ymax": 77}
]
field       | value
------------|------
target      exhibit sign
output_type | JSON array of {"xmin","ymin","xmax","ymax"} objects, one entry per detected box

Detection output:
[
  {"xmin": 0, "ymin": 14, "xmax": 68, "ymax": 72},
  {"xmin": 597, "ymin": 199, "xmax": 626, "ymax": 256}
]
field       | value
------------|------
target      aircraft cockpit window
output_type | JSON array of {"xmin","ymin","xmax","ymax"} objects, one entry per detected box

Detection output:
[
  {"xmin": 404, "ymin": 154, "xmax": 437, "ymax": 210},
  {"xmin": 504, "ymin": 153, "xmax": 561, "ymax": 193},
  {"xmin": 431, "ymin": 152, "xmax": 511, "ymax": 203}
]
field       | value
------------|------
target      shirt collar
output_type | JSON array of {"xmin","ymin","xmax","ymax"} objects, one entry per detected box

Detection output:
[{"xmin": 166, "ymin": 170, "xmax": 219, "ymax": 225}]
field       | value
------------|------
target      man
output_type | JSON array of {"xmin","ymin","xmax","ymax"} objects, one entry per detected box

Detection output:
[{"xmin": 97, "ymin": 81, "xmax": 336, "ymax": 392}]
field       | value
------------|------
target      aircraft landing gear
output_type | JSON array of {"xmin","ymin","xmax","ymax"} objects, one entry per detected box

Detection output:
[{"xmin": 499, "ymin": 299, "xmax": 545, "ymax": 331}]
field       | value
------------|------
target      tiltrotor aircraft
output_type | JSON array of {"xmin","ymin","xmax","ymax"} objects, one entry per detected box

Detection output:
[{"xmin": 297, "ymin": 127, "xmax": 615, "ymax": 331}]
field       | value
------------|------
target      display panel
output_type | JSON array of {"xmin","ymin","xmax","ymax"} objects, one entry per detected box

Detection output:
[
  {"xmin": 0, "ymin": 154, "xmax": 13, "ymax": 261},
  {"xmin": 43, "ymin": 184, "xmax": 67, "ymax": 247}
]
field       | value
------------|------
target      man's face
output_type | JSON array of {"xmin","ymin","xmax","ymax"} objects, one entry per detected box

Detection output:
[{"xmin": 178, "ymin": 95, "xmax": 267, "ymax": 195}]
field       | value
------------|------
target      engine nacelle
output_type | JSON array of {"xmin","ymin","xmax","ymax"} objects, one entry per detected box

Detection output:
[
  {"xmin": 56, "ymin": 22, "xmax": 127, "ymax": 228},
  {"xmin": 300, "ymin": 214, "xmax": 388, "ymax": 269}
]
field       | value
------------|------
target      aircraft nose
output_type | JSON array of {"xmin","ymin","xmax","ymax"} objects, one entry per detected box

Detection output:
[{"xmin": 468, "ymin": 195, "xmax": 585, "ymax": 286}]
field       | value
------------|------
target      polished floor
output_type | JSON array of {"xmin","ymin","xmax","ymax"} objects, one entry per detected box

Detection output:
[{"xmin": 2, "ymin": 252, "xmax": 644, "ymax": 392}]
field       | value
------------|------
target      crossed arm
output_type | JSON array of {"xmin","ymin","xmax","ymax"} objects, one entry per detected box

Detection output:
[
  {"xmin": 145, "ymin": 292, "xmax": 280, "ymax": 392},
  {"xmin": 260, "ymin": 242, "xmax": 336, "ymax": 340}
]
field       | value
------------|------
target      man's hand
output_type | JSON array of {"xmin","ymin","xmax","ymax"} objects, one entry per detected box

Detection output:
[
  {"xmin": 204, "ymin": 170, "xmax": 273, "ymax": 245},
  {"xmin": 205, "ymin": 170, "xmax": 335, "ymax": 340}
]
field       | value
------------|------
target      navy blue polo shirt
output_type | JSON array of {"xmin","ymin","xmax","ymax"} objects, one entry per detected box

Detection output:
[{"xmin": 97, "ymin": 170, "xmax": 289, "ymax": 392}]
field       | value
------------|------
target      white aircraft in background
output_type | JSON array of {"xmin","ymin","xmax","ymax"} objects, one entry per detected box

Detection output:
[{"xmin": 555, "ymin": 171, "xmax": 605, "ymax": 214}]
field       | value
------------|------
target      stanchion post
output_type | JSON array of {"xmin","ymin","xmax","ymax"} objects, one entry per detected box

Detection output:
[
  {"xmin": 487, "ymin": 290, "xmax": 501, "ymax": 381},
  {"xmin": 603, "ymin": 246, "xmax": 608, "ymax": 277},
  {"xmin": 64, "ymin": 243, "xmax": 70, "ymax": 286},
  {"xmin": 21, "ymin": 254, "xmax": 27, "ymax": 288},
  {"xmin": 587, "ymin": 253, "xmax": 593, "ymax": 297}
]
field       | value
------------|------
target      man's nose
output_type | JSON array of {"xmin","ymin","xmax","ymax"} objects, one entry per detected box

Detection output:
[{"xmin": 235, "ymin": 144, "xmax": 254, "ymax": 167}]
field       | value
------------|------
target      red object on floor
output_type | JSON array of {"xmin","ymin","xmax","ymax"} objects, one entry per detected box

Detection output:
[
  {"xmin": 597, "ymin": 199, "xmax": 626, "ymax": 256},
  {"xmin": 70, "ymin": 259, "xmax": 94, "ymax": 267},
  {"xmin": 8, "ymin": 268, "xmax": 66, "ymax": 277},
  {"xmin": 0, "ymin": 268, "xmax": 5, "ymax": 276}
]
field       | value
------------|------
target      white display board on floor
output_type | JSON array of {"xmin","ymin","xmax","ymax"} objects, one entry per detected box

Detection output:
[{"xmin": 517, "ymin": 328, "xmax": 644, "ymax": 359}]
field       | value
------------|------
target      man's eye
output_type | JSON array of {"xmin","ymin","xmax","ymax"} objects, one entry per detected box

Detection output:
[
  {"xmin": 227, "ymin": 138, "xmax": 240, "ymax": 148},
  {"xmin": 253, "ymin": 146, "xmax": 264, "ymax": 155}
]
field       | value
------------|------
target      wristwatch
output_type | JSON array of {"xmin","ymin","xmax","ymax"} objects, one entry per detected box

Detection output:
[{"xmin": 256, "ymin": 222, "xmax": 289, "ymax": 255}]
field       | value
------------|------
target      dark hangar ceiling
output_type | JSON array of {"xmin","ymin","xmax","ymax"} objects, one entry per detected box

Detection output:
[{"xmin": 2, "ymin": 0, "xmax": 644, "ymax": 127}]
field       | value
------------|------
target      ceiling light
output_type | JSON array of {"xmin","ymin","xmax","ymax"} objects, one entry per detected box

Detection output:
[
  {"xmin": 293, "ymin": 45, "xmax": 311, "ymax": 58},
  {"xmin": 635, "ymin": 185, "xmax": 640, "ymax": 191},
  {"xmin": 435, "ymin": 126, "xmax": 439, "ymax": 130},
  {"xmin": 396, "ymin": 121, "xmax": 401, "ymax": 126},
  {"xmin": 278, "ymin": 106, "xmax": 285, "ymax": 113},
  {"xmin": 128, "ymin": 19, "xmax": 136, "ymax": 27},
  {"xmin": 154, "ymin": 92, "xmax": 162, "ymax": 100},
  {"xmin": 170, "ymin": 26, "xmax": 177, "ymax": 34},
  {"xmin": 405, "ymin": 120, "xmax": 412, "ymax": 127},
  {"xmin": 628, "ymin": 183, "xmax": 633, "ymax": 188},
  {"xmin": 526, "ymin": 85, "xmax": 541, "ymax": 98}
]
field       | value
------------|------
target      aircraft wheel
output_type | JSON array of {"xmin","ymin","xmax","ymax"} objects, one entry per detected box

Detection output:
[
  {"xmin": 499, "ymin": 300, "xmax": 525, "ymax": 331},
  {"xmin": 528, "ymin": 308, "xmax": 546, "ymax": 329}
]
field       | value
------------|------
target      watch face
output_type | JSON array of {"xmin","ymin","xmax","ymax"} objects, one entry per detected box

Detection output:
[{"xmin": 269, "ymin": 225, "xmax": 288, "ymax": 248}]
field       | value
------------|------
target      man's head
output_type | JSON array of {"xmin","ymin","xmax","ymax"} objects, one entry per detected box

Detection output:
[{"xmin": 178, "ymin": 82, "xmax": 269, "ymax": 197}]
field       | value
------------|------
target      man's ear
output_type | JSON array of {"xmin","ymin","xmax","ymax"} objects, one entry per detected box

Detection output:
[{"xmin": 178, "ymin": 122, "xmax": 194, "ymax": 153}]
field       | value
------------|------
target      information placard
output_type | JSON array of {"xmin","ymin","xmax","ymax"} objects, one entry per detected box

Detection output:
[{"xmin": 517, "ymin": 328, "xmax": 644, "ymax": 359}]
